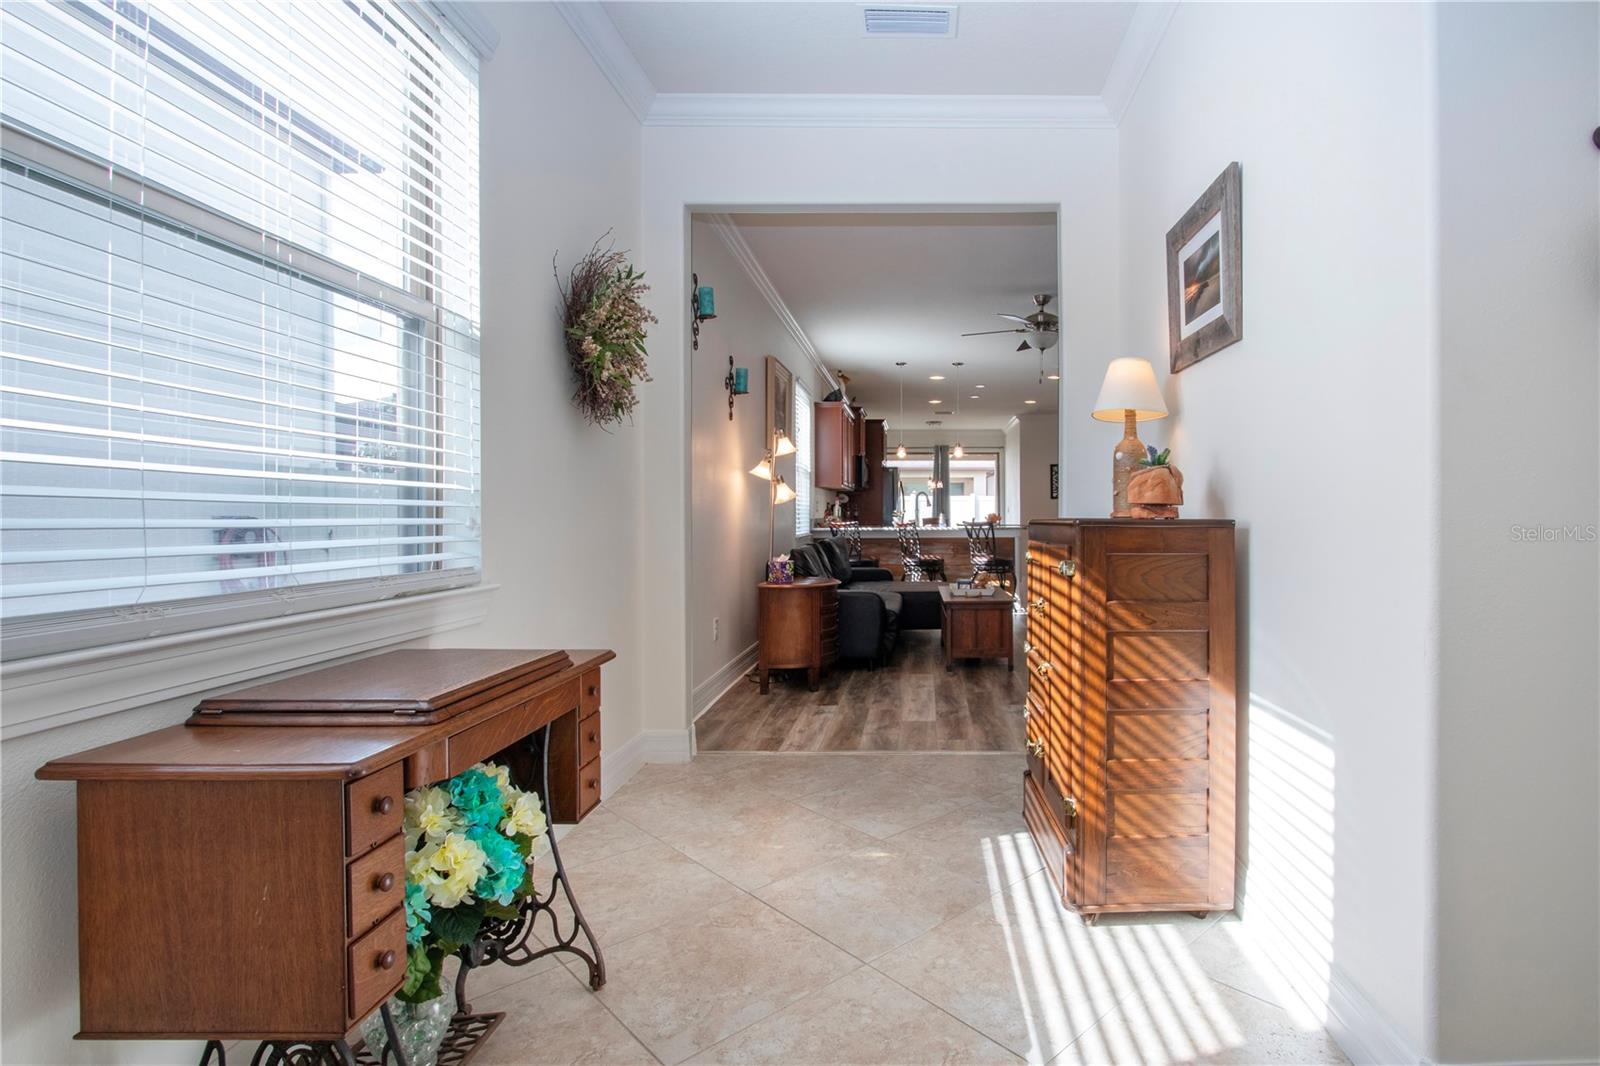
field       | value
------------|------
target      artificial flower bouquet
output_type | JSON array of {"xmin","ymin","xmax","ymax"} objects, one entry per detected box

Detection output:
[{"xmin": 399, "ymin": 762, "xmax": 548, "ymax": 1003}]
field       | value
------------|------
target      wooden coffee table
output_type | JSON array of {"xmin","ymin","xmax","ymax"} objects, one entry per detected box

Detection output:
[{"xmin": 939, "ymin": 585, "xmax": 1015, "ymax": 671}]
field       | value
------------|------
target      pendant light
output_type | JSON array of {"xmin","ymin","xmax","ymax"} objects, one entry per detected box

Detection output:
[
  {"xmin": 892, "ymin": 361, "xmax": 908, "ymax": 461},
  {"xmin": 951, "ymin": 362, "xmax": 965, "ymax": 459}
]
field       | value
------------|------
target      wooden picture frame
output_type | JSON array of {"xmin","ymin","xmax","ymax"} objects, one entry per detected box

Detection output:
[
  {"xmin": 766, "ymin": 355, "xmax": 793, "ymax": 444},
  {"xmin": 1167, "ymin": 162, "xmax": 1243, "ymax": 373}
]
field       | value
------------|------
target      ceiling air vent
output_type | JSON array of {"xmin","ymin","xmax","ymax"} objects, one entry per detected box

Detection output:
[{"xmin": 861, "ymin": 5, "xmax": 958, "ymax": 37}]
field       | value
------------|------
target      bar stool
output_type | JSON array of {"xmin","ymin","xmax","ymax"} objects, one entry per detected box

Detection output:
[
  {"xmin": 828, "ymin": 519, "xmax": 878, "ymax": 566},
  {"xmin": 964, "ymin": 520, "xmax": 1015, "ymax": 594},
  {"xmin": 894, "ymin": 522, "xmax": 946, "ymax": 582}
]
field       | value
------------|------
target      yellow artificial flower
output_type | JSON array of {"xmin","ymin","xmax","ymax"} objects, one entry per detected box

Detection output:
[
  {"xmin": 404, "ymin": 785, "xmax": 456, "ymax": 844},
  {"xmin": 501, "ymin": 790, "xmax": 548, "ymax": 840},
  {"xmin": 406, "ymin": 841, "xmax": 443, "ymax": 887},
  {"xmin": 471, "ymin": 762, "xmax": 514, "ymax": 793},
  {"xmin": 425, "ymin": 831, "xmax": 487, "ymax": 907}
]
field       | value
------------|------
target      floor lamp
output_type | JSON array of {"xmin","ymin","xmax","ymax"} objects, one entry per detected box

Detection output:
[{"xmin": 750, "ymin": 430, "xmax": 797, "ymax": 570}]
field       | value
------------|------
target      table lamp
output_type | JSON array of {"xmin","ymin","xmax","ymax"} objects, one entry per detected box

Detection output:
[{"xmin": 1091, "ymin": 358, "xmax": 1168, "ymax": 517}]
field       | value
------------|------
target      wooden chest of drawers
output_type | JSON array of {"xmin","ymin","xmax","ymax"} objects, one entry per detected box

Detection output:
[
  {"xmin": 37, "ymin": 648, "xmax": 611, "ymax": 1042},
  {"xmin": 1024, "ymin": 520, "xmax": 1236, "ymax": 916},
  {"xmin": 758, "ymin": 577, "xmax": 839, "ymax": 693}
]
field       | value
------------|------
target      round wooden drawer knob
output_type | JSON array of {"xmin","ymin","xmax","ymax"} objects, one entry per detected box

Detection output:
[
  {"xmin": 374, "ymin": 872, "xmax": 396, "ymax": 893},
  {"xmin": 587, "ymin": 685, "xmax": 598, "ymax": 697},
  {"xmin": 373, "ymin": 795, "xmax": 394, "ymax": 815},
  {"xmin": 377, "ymin": 950, "xmax": 397, "ymax": 971}
]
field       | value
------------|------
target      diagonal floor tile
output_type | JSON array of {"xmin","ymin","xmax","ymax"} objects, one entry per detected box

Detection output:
[
  {"xmin": 671, "ymin": 799, "xmax": 880, "ymax": 891},
  {"xmin": 595, "ymin": 895, "xmax": 860, "ymax": 1065},
  {"xmin": 604, "ymin": 772, "xmax": 776, "ymax": 840},
  {"xmin": 687, "ymin": 967, "xmax": 1020, "ymax": 1065},
  {"xmin": 711, "ymin": 753, "xmax": 905, "ymax": 799},
  {"xmin": 472, "ymin": 965, "xmax": 657, "ymax": 1065},
  {"xmin": 755, "ymin": 841, "xmax": 992, "ymax": 960},
  {"xmin": 874, "ymin": 874, "xmax": 1122, "ymax": 1063},
  {"xmin": 792, "ymin": 769, "xmax": 976, "ymax": 838},
  {"xmin": 890, "ymin": 751, "xmax": 1026, "ymax": 794},
  {"xmin": 551, "ymin": 807, "xmax": 656, "ymax": 871},
  {"xmin": 542, "ymin": 839, "xmax": 743, "ymax": 949},
  {"xmin": 1050, "ymin": 977, "xmax": 1348, "ymax": 1065},
  {"xmin": 885, "ymin": 794, "xmax": 1043, "ymax": 890}
]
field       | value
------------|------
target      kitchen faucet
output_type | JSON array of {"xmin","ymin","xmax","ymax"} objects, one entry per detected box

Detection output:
[{"xmin": 913, "ymin": 491, "xmax": 931, "ymax": 527}]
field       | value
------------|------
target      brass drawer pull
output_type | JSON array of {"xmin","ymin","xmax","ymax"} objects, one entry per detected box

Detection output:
[
  {"xmin": 1026, "ymin": 738, "xmax": 1045, "ymax": 757},
  {"xmin": 1034, "ymin": 661, "xmax": 1053, "ymax": 677},
  {"xmin": 1064, "ymin": 796, "xmax": 1078, "ymax": 819},
  {"xmin": 1030, "ymin": 597, "xmax": 1045, "ymax": 612},
  {"xmin": 1058, "ymin": 559, "xmax": 1076, "ymax": 578},
  {"xmin": 1020, "ymin": 706, "xmax": 1030, "ymax": 719},
  {"xmin": 1024, "ymin": 549, "xmax": 1033, "ymax": 562},
  {"xmin": 1023, "ymin": 640, "xmax": 1033, "ymax": 654}
]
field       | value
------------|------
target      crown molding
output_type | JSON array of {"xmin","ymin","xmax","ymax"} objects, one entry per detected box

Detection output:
[
  {"xmin": 646, "ymin": 93, "xmax": 1114, "ymax": 129},
  {"xmin": 704, "ymin": 214, "xmax": 839, "ymax": 393},
  {"xmin": 553, "ymin": 2, "xmax": 656, "ymax": 123},
  {"xmin": 1100, "ymin": 1, "xmax": 1177, "ymax": 122}
]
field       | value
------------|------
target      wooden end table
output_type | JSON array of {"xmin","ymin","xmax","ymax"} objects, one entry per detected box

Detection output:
[
  {"xmin": 939, "ymin": 585, "xmax": 1014, "ymax": 671},
  {"xmin": 758, "ymin": 577, "xmax": 839, "ymax": 692}
]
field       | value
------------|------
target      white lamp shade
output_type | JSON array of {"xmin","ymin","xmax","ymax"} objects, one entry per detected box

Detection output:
[
  {"xmin": 749, "ymin": 458, "xmax": 773, "ymax": 480},
  {"xmin": 773, "ymin": 478, "xmax": 796, "ymax": 505},
  {"xmin": 1091, "ymin": 358, "xmax": 1168, "ymax": 422},
  {"xmin": 773, "ymin": 433, "xmax": 796, "ymax": 458}
]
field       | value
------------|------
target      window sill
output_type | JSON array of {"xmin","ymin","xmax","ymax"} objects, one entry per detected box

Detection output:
[{"xmin": 0, "ymin": 584, "xmax": 498, "ymax": 740}]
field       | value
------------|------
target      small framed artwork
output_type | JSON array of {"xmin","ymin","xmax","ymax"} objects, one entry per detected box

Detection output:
[
  {"xmin": 1049, "ymin": 463, "xmax": 1059, "ymax": 500},
  {"xmin": 766, "ymin": 355, "xmax": 793, "ymax": 443},
  {"xmin": 1167, "ymin": 162, "xmax": 1243, "ymax": 373}
]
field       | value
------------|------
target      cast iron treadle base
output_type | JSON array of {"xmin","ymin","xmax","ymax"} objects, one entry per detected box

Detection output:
[
  {"xmin": 197, "ymin": 1039, "xmax": 358, "ymax": 1066},
  {"xmin": 352, "ymin": 1011, "xmax": 505, "ymax": 1066},
  {"xmin": 453, "ymin": 721, "xmax": 607, "ymax": 1010}
]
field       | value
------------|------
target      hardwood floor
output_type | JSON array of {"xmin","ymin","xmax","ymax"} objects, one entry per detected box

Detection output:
[{"xmin": 695, "ymin": 616, "xmax": 1026, "ymax": 752}]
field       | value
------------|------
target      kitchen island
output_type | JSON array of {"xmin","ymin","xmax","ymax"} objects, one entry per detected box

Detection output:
[{"xmin": 817, "ymin": 524, "xmax": 1028, "ymax": 599}]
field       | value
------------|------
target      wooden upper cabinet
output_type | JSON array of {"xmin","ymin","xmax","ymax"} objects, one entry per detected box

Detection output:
[{"xmin": 814, "ymin": 401, "xmax": 857, "ymax": 491}]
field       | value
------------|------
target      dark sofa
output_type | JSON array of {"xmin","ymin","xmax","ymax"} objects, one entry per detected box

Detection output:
[{"xmin": 788, "ymin": 539, "xmax": 943, "ymax": 666}]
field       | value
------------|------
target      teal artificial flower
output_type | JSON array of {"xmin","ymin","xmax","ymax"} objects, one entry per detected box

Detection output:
[
  {"xmin": 448, "ymin": 768, "xmax": 506, "ymax": 828},
  {"xmin": 467, "ymin": 824, "xmax": 527, "ymax": 905},
  {"xmin": 404, "ymin": 880, "xmax": 432, "ymax": 947}
]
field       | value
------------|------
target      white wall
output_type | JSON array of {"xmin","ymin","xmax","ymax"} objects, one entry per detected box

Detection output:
[
  {"xmin": 1116, "ymin": 3, "xmax": 1438, "ymax": 1059},
  {"xmin": 1003, "ymin": 419, "xmax": 1022, "ymax": 524},
  {"xmin": 1433, "ymin": 4, "xmax": 1600, "ymax": 1062},
  {"xmin": 635, "ymin": 125, "xmax": 1119, "ymax": 735},
  {"xmin": 0, "ymin": 8, "xmax": 647, "ymax": 1063},
  {"xmin": 686, "ymin": 216, "xmax": 816, "ymax": 706},
  {"xmin": 1015, "ymin": 410, "xmax": 1062, "ymax": 524}
]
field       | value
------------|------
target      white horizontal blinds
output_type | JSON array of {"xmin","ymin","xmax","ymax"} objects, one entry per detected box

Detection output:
[
  {"xmin": 793, "ymin": 379, "xmax": 812, "ymax": 538},
  {"xmin": 0, "ymin": 0, "xmax": 481, "ymax": 641}
]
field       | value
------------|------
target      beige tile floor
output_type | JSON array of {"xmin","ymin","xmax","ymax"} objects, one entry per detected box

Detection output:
[{"xmin": 455, "ymin": 753, "xmax": 1350, "ymax": 1066}]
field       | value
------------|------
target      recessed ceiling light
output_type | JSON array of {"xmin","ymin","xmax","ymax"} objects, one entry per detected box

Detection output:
[
  {"xmin": 928, "ymin": 399, "xmax": 941, "ymax": 404},
  {"xmin": 1047, "ymin": 374, "xmax": 1060, "ymax": 381},
  {"xmin": 1024, "ymin": 399, "xmax": 1038, "ymax": 405},
  {"xmin": 974, "ymin": 384, "xmax": 986, "ymax": 389},
  {"xmin": 929, "ymin": 374, "xmax": 945, "ymax": 381},
  {"xmin": 970, "ymin": 395, "xmax": 979, "ymax": 399}
]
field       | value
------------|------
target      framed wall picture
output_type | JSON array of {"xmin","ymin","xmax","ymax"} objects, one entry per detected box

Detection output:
[
  {"xmin": 1167, "ymin": 162, "xmax": 1243, "ymax": 373},
  {"xmin": 766, "ymin": 355, "xmax": 793, "ymax": 443},
  {"xmin": 1049, "ymin": 463, "xmax": 1059, "ymax": 500}
]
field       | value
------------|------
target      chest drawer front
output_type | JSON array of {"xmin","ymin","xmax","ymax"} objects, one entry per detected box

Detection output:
[
  {"xmin": 579, "ymin": 712, "xmax": 601, "ymax": 767},
  {"xmin": 577, "ymin": 761, "xmax": 601, "ymax": 819},
  {"xmin": 348, "ymin": 908, "xmax": 406, "ymax": 1021},
  {"xmin": 347, "ymin": 764, "xmax": 404, "ymax": 856},
  {"xmin": 348, "ymin": 835, "xmax": 405, "ymax": 935},
  {"xmin": 580, "ymin": 669, "xmax": 602, "ymax": 718},
  {"xmin": 447, "ymin": 680, "xmax": 579, "ymax": 776}
]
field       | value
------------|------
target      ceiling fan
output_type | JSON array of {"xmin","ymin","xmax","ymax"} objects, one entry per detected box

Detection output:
[{"xmin": 962, "ymin": 293, "xmax": 1059, "ymax": 351}]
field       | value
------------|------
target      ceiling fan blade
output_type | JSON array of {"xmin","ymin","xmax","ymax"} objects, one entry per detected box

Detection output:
[
  {"xmin": 1016, "ymin": 340, "xmax": 1031, "ymax": 352},
  {"xmin": 996, "ymin": 314, "xmax": 1031, "ymax": 325},
  {"xmin": 961, "ymin": 328, "xmax": 1023, "ymax": 337}
]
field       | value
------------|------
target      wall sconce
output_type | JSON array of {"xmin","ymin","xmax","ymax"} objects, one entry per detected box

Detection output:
[
  {"xmin": 691, "ymin": 273, "xmax": 716, "ymax": 351},
  {"xmin": 724, "ymin": 357, "xmax": 748, "ymax": 420}
]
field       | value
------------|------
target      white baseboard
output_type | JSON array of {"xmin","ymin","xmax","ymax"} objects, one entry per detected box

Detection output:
[
  {"xmin": 599, "ymin": 727, "xmax": 694, "ymax": 800},
  {"xmin": 1326, "ymin": 962, "xmax": 1426, "ymax": 1066},
  {"xmin": 692, "ymin": 641, "xmax": 759, "ymax": 721}
]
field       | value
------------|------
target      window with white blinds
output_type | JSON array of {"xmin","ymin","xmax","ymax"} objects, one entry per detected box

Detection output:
[
  {"xmin": 793, "ymin": 379, "xmax": 812, "ymax": 538},
  {"xmin": 0, "ymin": 1, "xmax": 482, "ymax": 659}
]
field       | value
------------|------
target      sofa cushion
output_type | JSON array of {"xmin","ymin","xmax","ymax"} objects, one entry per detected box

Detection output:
[
  {"xmin": 790, "ymin": 544, "xmax": 826, "ymax": 578},
  {"xmin": 815, "ymin": 537, "xmax": 854, "ymax": 584}
]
